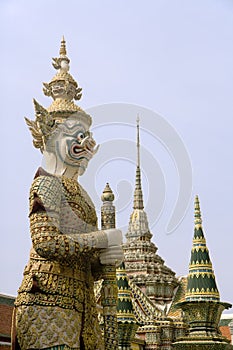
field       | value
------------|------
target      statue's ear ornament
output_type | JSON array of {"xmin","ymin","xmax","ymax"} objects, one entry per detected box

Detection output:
[
  {"xmin": 42, "ymin": 82, "xmax": 52, "ymax": 97},
  {"xmin": 25, "ymin": 99, "xmax": 56, "ymax": 152},
  {"xmin": 74, "ymin": 87, "xmax": 82, "ymax": 101},
  {"xmin": 52, "ymin": 57, "xmax": 61, "ymax": 70},
  {"xmin": 25, "ymin": 116, "xmax": 43, "ymax": 152}
]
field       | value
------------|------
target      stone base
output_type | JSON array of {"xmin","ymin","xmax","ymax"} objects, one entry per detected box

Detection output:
[{"xmin": 172, "ymin": 340, "xmax": 233, "ymax": 350}]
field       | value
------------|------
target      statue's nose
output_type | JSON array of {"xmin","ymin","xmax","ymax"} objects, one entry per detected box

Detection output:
[{"xmin": 81, "ymin": 136, "xmax": 96, "ymax": 150}]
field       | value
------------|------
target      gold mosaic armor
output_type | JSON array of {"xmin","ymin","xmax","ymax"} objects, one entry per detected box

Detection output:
[{"xmin": 15, "ymin": 168, "xmax": 107, "ymax": 350}]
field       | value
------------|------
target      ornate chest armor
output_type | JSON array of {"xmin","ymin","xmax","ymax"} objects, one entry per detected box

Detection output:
[{"xmin": 15, "ymin": 169, "xmax": 107, "ymax": 349}]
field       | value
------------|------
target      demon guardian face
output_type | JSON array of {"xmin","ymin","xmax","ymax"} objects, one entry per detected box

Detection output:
[{"xmin": 43, "ymin": 117, "xmax": 99, "ymax": 177}]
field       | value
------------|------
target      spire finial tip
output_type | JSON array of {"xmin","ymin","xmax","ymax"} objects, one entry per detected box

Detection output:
[
  {"xmin": 101, "ymin": 182, "xmax": 114, "ymax": 202},
  {"xmin": 136, "ymin": 115, "xmax": 140, "ymax": 168},
  {"xmin": 194, "ymin": 194, "xmax": 202, "ymax": 228},
  {"xmin": 60, "ymin": 36, "xmax": 67, "ymax": 56}
]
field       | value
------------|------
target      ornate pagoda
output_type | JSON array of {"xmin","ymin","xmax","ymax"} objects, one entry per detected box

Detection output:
[
  {"xmin": 173, "ymin": 196, "xmax": 233, "ymax": 350},
  {"xmin": 119, "ymin": 118, "xmax": 187, "ymax": 349},
  {"xmin": 95, "ymin": 120, "xmax": 187, "ymax": 349},
  {"xmin": 123, "ymin": 117, "xmax": 178, "ymax": 309}
]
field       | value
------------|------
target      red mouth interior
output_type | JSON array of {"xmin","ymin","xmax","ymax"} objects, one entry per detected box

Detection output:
[{"xmin": 73, "ymin": 145, "xmax": 81, "ymax": 154}]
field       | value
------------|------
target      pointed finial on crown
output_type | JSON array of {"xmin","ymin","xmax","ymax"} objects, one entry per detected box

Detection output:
[
  {"xmin": 194, "ymin": 195, "xmax": 202, "ymax": 229},
  {"xmin": 59, "ymin": 35, "xmax": 67, "ymax": 56},
  {"xmin": 52, "ymin": 36, "xmax": 70, "ymax": 71},
  {"xmin": 42, "ymin": 37, "xmax": 83, "ymax": 109}
]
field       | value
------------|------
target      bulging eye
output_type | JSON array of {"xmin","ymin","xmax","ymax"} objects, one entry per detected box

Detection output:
[{"xmin": 77, "ymin": 132, "xmax": 85, "ymax": 143}]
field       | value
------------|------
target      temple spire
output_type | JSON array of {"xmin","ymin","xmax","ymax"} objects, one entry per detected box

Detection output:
[
  {"xmin": 125, "ymin": 118, "xmax": 152, "ymax": 240},
  {"xmin": 186, "ymin": 196, "xmax": 220, "ymax": 301},
  {"xmin": 133, "ymin": 117, "xmax": 144, "ymax": 210},
  {"xmin": 194, "ymin": 195, "xmax": 202, "ymax": 229},
  {"xmin": 173, "ymin": 196, "xmax": 232, "ymax": 348},
  {"xmin": 116, "ymin": 262, "xmax": 139, "ymax": 349},
  {"xmin": 136, "ymin": 114, "xmax": 140, "ymax": 167}
]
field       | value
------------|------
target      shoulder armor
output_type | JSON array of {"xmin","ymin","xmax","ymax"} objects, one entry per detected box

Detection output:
[{"xmin": 29, "ymin": 175, "xmax": 62, "ymax": 214}]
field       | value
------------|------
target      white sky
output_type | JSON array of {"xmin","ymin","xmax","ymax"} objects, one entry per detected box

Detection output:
[{"xmin": 1, "ymin": 0, "xmax": 233, "ymax": 312}]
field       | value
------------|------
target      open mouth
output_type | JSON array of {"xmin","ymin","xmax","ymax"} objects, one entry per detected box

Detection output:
[
  {"xmin": 72, "ymin": 145, "xmax": 82, "ymax": 154},
  {"xmin": 70, "ymin": 143, "xmax": 93, "ymax": 159}
]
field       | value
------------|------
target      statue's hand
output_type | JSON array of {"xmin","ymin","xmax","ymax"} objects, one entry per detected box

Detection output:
[
  {"xmin": 99, "ymin": 229, "xmax": 123, "ymax": 265},
  {"xmin": 105, "ymin": 229, "xmax": 122, "ymax": 247},
  {"xmin": 99, "ymin": 245, "xmax": 124, "ymax": 266}
]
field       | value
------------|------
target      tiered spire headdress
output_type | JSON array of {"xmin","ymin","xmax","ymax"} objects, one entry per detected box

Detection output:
[{"xmin": 25, "ymin": 37, "xmax": 92, "ymax": 152}]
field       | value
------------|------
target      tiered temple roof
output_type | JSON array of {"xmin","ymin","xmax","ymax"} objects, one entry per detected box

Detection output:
[{"xmin": 123, "ymin": 118, "xmax": 178, "ymax": 308}]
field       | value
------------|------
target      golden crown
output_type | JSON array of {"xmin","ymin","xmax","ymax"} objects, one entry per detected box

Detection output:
[{"xmin": 25, "ymin": 37, "xmax": 92, "ymax": 152}]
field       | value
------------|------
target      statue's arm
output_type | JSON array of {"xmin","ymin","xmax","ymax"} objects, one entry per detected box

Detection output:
[
  {"xmin": 30, "ymin": 211, "xmax": 108, "ymax": 261},
  {"xmin": 29, "ymin": 176, "xmax": 108, "ymax": 262}
]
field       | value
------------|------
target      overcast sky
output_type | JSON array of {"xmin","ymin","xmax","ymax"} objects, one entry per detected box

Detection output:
[{"xmin": 1, "ymin": 0, "xmax": 233, "ymax": 312}]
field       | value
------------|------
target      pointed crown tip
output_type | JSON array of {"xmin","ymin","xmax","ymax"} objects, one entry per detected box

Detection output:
[{"xmin": 59, "ymin": 36, "xmax": 67, "ymax": 56}]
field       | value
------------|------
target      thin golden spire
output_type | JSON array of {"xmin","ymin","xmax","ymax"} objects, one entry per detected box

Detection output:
[
  {"xmin": 136, "ymin": 114, "xmax": 140, "ymax": 167},
  {"xmin": 133, "ymin": 116, "xmax": 144, "ymax": 210}
]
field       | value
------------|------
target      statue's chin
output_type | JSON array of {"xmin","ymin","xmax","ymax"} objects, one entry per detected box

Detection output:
[
  {"xmin": 42, "ymin": 150, "xmax": 90, "ymax": 178},
  {"xmin": 77, "ymin": 168, "xmax": 85, "ymax": 176},
  {"xmin": 76, "ymin": 161, "xmax": 88, "ymax": 176}
]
